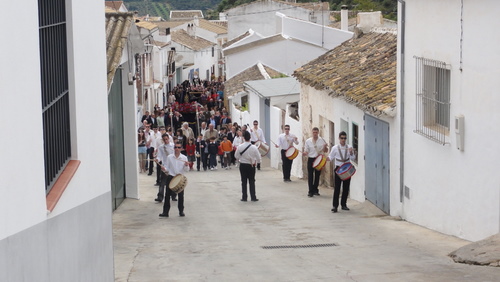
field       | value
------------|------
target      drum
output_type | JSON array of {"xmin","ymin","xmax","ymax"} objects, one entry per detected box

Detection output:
[
  {"xmin": 336, "ymin": 162, "xmax": 356, "ymax": 180},
  {"xmin": 285, "ymin": 147, "xmax": 298, "ymax": 160},
  {"xmin": 255, "ymin": 141, "xmax": 270, "ymax": 157},
  {"xmin": 169, "ymin": 174, "xmax": 188, "ymax": 194},
  {"xmin": 312, "ymin": 155, "xmax": 327, "ymax": 171}
]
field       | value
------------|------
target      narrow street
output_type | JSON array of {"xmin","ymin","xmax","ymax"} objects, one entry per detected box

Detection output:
[{"xmin": 113, "ymin": 160, "xmax": 499, "ymax": 281}]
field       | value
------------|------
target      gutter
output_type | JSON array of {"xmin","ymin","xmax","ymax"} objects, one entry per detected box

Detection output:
[{"xmin": 398, "ymin": 0, "xmax": 406, "ymax": 203}]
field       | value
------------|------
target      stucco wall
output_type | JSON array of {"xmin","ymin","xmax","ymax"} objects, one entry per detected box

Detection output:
[
  {"xmin": 0, "ymin": 0, "xmax": 114, "ymax": 279},
  {"xmin": 401, "ymin": 0, "xmax": 500, "ymax": 240}
]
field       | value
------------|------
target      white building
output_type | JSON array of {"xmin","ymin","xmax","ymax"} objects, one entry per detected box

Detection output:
[
  {"xmin": 1, "ymin": 0, "xmax": 114, "ymax": 280},
  {"xmin": 225, "ymin": 0, "xmax": 331, "ymax": 40},
  {"xmin": 398, "ymin": 0, "xmax": 500, "ymax": 241},
  {"xmin": 170, "ymin": 29, "xmax": 217, "ymax": 84},
  {"xmin": 294, "ymin": 31, "xmax": 397, "ymax": 215},
  {"xmin": 223, "ymin": 12, "xmax": 353, "ymax": 80},
  {"xmin": 233, "ymin": 77, "xmax": 303, "ymax": 178}
]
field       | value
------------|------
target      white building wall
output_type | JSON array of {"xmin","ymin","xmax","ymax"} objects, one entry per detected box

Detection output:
[
  {"xmin": 0, "ymin": 0, "xmax": 114, "ymax": 280},
  {"xmin": 225, "ymin": 39, "xmax": 327, "ymax": 79},
  {"xmin": 401, "ymin": 0, "xmax": 500, "ymax": 240},
  {"xmin": 227, "ymin": 1, "xmax": 330, "ymax": 40},
  {"xmin": 195, "ymin": 47, "xmax": 217, "ymax": 81}
]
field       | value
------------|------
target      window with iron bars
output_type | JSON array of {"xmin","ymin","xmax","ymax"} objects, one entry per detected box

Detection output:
[
  {"xmin": 39, "ymin": 0, "xmax": 71, "ymax": 193},
  {"xmin": 414, "ymin": 56, "xmax": 451, "ymax": 145}
]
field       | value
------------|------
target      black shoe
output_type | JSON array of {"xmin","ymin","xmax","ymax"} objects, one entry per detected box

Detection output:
[
  {"xmin": 251, "ymin": 198, "xmax": 259, "ymax": 202},
  {"xmin": 154, "ymin": 198, "xmax": 163, "ymax": 202},
  {"xmin": 159, "ymin": 213, "xmax": 169, "ymax": 217},
  {"xmin": 240, "ymin": 199, "xmax": 247, "ymax": 202},
  {"xmin": 148, "ymin": 173, "xmax": 153, "ymax": 176},
  {"xmin": 179, "ymin": 212, "xmax": 185, "ymax": 217},
  {"xmin": 331, "ymin": 207, "xmax": 338, "ymax": 213},
  {"xmin": 314, "ymin": 192, "xmax": 320, "ymax": 196},
  {"xmin": 154, "ymin": 183, "xmax": 160, "ymax": 186},
  {"xmin": 308, "ymin": 194, "xmax": 313, "ymax": 197},
  {"xmin": 172, "ymin": 197, "xmax": 177, "ymax": 201},
  {"xmin": 341, "ymin": 206, "xmax": 350, "ymax": 211}
]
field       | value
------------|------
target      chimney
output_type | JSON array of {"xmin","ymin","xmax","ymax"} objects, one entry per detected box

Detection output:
[{"xmin": 341, "ymin": 5, "xmax": 348, "ymax": 31}]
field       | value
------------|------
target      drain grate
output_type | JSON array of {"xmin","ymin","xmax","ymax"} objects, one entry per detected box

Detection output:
[{"xmin": 261, "ymin": 243, "xmax": 337, "ymax": 249}]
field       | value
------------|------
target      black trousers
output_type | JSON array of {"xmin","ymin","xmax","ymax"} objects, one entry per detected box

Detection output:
[
  {"xmin": 162, "ymin": 175, "xmax": 184, "ymax": 214},
  {"xmin": 281, "ymin": 149, "xmax": 293, "ymax": 180},
  {"xmin": 333, "ymin": 166, "xmax": 351, "ymax": 208},
  {"xmin": 307, "ymin": 157, "xmax": 321, "ymax": 195},
  {"xmin": 239, "ymin": 163, "xmax": 256, "ymax": 200},
  {"xmin": 147, "ymin": 147, "xmax": 155, "ymax": 174},
  {"xmin": 155, "ymin": 162, "xmax": 162, "ymax": 184}
]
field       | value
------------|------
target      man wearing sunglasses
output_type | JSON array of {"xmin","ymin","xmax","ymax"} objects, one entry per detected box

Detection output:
[
  {"xmin": 327, "ymin": 131, "xmax": 356, "ymax": 213},
  {"xmin": 159, "ymin": 141, "xmax": 189, "ymax": 218}
]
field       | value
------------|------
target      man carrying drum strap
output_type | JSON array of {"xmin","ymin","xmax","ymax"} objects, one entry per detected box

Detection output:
[{"xmin": 303, "ymin": 127, "xmax": 328, "ymax": 198}]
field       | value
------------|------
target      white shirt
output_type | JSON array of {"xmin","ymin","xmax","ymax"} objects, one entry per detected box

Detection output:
[
  {"xmin": 250, "ymin": 127, "xmax": 266, "ymax": 143},
  {"xmin": 276, "ymin": 133, "xmax": 298, "ymax": 150},
  {"xmin": 328, "ymin": 144, "xmax": 355, "ymax": 167},
  {"xmin": 144, "ymin": 130, "xmax": 153, "ymax": 148},
  {"xmin": 232, "ymin": 136, "xmax": 244, "ymax": 148},
  {"xmin": 304, "ymin": 137, "xmax": 327, "ymax": 158},
  {"xmin": 151, "ymin": 131, "xmax": 162, "ymax": 148},
  {"xmin": 156, "ymin": 142, "xmax": 174, "ymax": 165},
  {"xmin": 235, "ymin": 141, "xmax": 262, "ymax": 165},
  {"xmin": 165, "ymin": 153, "xmax": 188, "ymax": 176}
]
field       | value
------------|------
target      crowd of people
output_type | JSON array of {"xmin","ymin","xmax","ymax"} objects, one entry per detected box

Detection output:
[{"xmin": 136, "ymin": 79, "xmax": 357, "ymax": 218}]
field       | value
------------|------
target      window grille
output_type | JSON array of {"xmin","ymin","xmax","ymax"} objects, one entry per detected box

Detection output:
[
  {"xmin": 39, "ymin": 0, "xmax": 71, "ymax": 192},
  {"xmin": 414, "ymin": 56, "xmax": 451, "ymax": 145}
]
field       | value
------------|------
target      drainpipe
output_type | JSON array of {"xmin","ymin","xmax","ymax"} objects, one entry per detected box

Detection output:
[{"xmin": 398, "ymin": 0, "xmax": 406, "ymax": 203}]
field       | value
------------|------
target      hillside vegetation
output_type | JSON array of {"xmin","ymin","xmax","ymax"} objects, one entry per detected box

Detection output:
[{"xmin": 122, "ymin": 0, "xmax": 397, "ymax": 21}]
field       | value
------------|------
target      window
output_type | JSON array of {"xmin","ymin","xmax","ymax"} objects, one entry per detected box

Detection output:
[
  {"xmin": 39, "ymin": 0, "xmax": 71, "ymax": 192},
  {"xmin": 414, "ymin": 56, "xmax": 451, "ymax": 144},
  {"xmin": 241, "ymin": 95, "xmax": 248, "ymax": 112},
  {"xmin": 212, "ymin": 46, "xmax": 214, "ymax": 57},
  {"xmin": 288, "ymin": 102, "xmax": 299, "ymax": 121}
]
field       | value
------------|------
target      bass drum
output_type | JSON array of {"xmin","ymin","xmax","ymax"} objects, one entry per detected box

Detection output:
[
  {"xmin": 254, "ymin": 141, "xmax": 270, "ymax": 157},
  {"xmin": 285, "ymin": 146, "xmax": 298, "ymax": 160},
  {"xmin": 312, "ymin": 155, "xmax": 327, "ymax": 171},
  {"xmin": 336, "ymin": 162, "xmax": 356, "ymax": 180},
  {"xmin": 169, "ymin": 174, "xmax": 188, "ymax": 193}
]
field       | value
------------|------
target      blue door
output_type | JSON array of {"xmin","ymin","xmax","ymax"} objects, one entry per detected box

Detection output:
[{"xmin": 364, "ymin": 114, "xmax": 390, "ymax": 213}]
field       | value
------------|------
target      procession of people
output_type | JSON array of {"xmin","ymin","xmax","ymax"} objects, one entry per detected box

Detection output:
[{"xmin": 138, "ymin": 78, "xmax": 357, "ymax": 218}]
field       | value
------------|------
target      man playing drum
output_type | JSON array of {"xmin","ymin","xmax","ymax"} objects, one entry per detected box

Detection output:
[
  {"xmin": 155, "ymin": 133, "xmax": 174, "ymax": 203},
  {"xmin": 235, "ymin": 131, "xmax": 262, "ymax": 202},
  {"xmin": 303, "ymin": 127, "xmax": 328, "ymax": 197},
  {"xmin": 327, "ymin": 131, "xmax": 356, "ymax": 213},
  {"xmin": 275, "ymin": 124, "xmax": 299, "ymax": 182},
  {"xmin": 159, "ymin": 141, "xmax": 190, "ymax": 218},
  {"xmin": 249, "ymin": 120, "xmax": 266, "ymax": 170}
]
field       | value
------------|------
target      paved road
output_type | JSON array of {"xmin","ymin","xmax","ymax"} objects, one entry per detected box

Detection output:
[{"xmin": 113, "ymin": 160, "xmax": 499, "ymax": 281}]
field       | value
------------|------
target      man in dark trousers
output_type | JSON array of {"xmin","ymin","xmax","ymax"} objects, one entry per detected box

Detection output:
[{"xmin": 234, "ymin": 131, "xmax": 262, "ymax": 202}]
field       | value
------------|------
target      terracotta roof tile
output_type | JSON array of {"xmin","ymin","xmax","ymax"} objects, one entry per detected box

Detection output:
[
  {"xmin": 225, "ymin": 64, "xmax": 284, "ymax": 97},
  {"xmin": 222, "ymin": 31, "xmax": 251, "ymax": 48},
  {"xmin": 171, "ymin": 29, "xmax": 214, "ymax": 51},
  {"xmin": 170, "ymin": 10, "xmax": 204, "ymax": 20},
  {"xmin": 293, "ymin": 32, "xmax": 397, "ymax": 116},
  {"xmin": 105, "ymin": 10, "xmax": 134, "ymax": 91}
]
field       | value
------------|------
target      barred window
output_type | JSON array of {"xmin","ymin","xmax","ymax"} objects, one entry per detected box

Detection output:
[
  {"xmin": 39, "ymin": 0, "xmax": 71, "ymax": 192},
  {"xmin": 414, "ymin": 56, "xmax": 451, "ymax": 145}
]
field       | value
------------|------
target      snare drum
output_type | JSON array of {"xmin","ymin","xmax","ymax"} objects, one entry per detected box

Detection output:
[
  {"xmin": 169, "ymin": 174, "xmax": 188, "ymax": 194},
  {"xmin": 255, "ymin": 141, "xmax": 270, "ymax": 157},
  {"xmin": 285, "ymin": 147, "xmax": 298, "ymax": 160},
  {"xmin": 336, "ymin": 162, "xmax": 356, "ymax": 180},
  {"xmin": 312, "ymin": 155, "xmax": 327, "ymax": 171}
]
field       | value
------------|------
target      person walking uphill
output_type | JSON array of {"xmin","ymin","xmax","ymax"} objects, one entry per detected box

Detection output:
[
  {"xmin": 328, "ymin": 131, "xmax": 356, "ymax": 213},
  {"xmin": 159, "ymin": 141, "xmax": 189, "ymax": 218},
  {"xmin": 234, "ymin": 131, "xmax": 262, "ymax": 202},
  {"xmin": 303, "ymin": 127, "xmax": 328, "ymax": 197}
]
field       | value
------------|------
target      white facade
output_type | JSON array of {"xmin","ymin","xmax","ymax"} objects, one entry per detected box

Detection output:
[
  {"xmin": 224, "ymin": 14, "xmax": 352, "ymax": 79},
  {"xmin": 226, "ymin": 0, "xmax": 330, "ymax": 40},
  {"xmin": 0, "ymin": 0, "xmax": 113, "ymax": 281},
  {"xmin": 399, "ymin": 0, "xmax": 500, "ymax": 241}
]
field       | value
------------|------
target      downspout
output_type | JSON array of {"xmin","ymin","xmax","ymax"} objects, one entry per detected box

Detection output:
[{"xmin": 398, "ymin": 0, "xmax": 406, "ymax": 203}]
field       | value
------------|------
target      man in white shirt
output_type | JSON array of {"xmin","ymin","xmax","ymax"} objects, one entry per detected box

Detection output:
[
  {"xmin": 275, "ymin": 124, "xmax": 299, "ymax": 182},
  {"xmin": 235, "ymin": 131, "xmax": 262, "ymax": 202},
  {"xmin": 249, "ymin": 120, "xmax": 266, "ymax": 170},
  {"xmin": 155, "ymin": 133, "xmax": 174, "ymax": 203},
  {"xmin": 327, "ymin": 131, "xmax": 356, "ymax": 213},
  {"xmin": 159, "ymin": 141, "xmax": 189, "ymax": 218},
  {"xmin": 153, "ymin": 126, "xmax": 165, "ymax": 186},
  {"xmin": 303, "ymin": 127, "xmax": 328, "ymax": 197}
]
